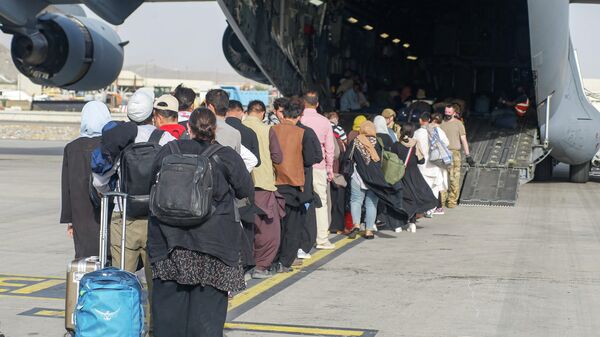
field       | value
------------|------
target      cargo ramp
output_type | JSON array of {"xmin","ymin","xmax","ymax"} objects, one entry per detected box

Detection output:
[{"xmin": 459, "ymin": 121, "xmax": 538, "ymax": 207}]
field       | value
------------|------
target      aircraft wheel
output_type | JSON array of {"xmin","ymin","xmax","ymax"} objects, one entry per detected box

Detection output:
[
  {"xmin": 569, "ymin": 161, "xmax": 590, "ymax": 183},
  {"xmin": 534, "ymin": 156, "xmax": 553, "ymax": 181}
]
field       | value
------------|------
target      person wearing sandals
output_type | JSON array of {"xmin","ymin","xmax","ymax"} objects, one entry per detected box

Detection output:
[
  {"xmin": 343, "ymin": 122, "xmax": 409, "ymax": 238},
  {"xmin": 347, "ymin": 121, "xmax": 381, "ymax": 239}
]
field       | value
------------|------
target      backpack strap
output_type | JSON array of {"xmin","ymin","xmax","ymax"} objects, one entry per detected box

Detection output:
[
  {"xmin": 376, "ymin": 136, "xmax": 385, "ymax": 158},
  {"xmin": 167, "ymin": 140, "xmax": 182, "ymax": 155},
  {"xmin": 148, "ymin": 129, "xmax": 165, "ymax": 144},
  {"xmin": 202, "ymin": 143, "xmax": 225, "ymax": 158},
  {"xmin": 202, "ymin": 143, "xmax": 226, "ymax": 168}
]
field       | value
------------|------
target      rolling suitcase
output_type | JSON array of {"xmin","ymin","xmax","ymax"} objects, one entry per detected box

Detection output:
[
  {"xmin": 74, "ymin": 192, "xmax": 145, "ymax": 337},
  {"xmin": 65, "ymin": 189, "xmax": 114, "ymax": 333}
]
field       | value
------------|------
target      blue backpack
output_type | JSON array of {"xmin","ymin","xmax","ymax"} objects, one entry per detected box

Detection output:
[{"xmin": 75, "ymin": 267, "xmax": 144, "ymax": 337}]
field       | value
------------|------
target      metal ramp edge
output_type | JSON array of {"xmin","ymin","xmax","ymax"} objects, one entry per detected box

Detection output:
[{"xmin": 459, "ymin": 168, "xmax": 520, "ymax": 207}]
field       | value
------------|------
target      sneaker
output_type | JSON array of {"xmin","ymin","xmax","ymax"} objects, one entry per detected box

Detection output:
[
  {"xmin": 433, "ymin": 207, "xmax": 445, "ymax": 215},
  {"xmin": 394, "ymin": 226, "xmax": 403, "ymax": 233},
  {"xmin": 297, "ymin": 249, "xmax": 312, "ymax": 259},
  {"xmin": 424, "ymin": 210, "xmax": 434, "ymax": 218},
  {"xmin": 316, "ymin": 242, "xmax": 336, "ymax": 250},
  {"xmin": 408, "ymin": 223, "xmax": 416, "ymax": 233},
  {"xmin": 251, "ymin": 268, "xmax": 272, "ymax": 279}
]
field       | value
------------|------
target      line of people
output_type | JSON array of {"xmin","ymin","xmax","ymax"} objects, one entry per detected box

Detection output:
[{"xmin": 60, "ymin": 85, "xmax": 473, "ymax": 337}]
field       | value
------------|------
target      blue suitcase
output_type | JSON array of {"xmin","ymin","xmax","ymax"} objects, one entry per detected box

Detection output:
[{"xmin": 75, "ymin": 192, "xmax": 144, "ymax": 337}]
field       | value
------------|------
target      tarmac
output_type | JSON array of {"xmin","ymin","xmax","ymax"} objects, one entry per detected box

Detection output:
[{"xmin": 1, "ymin": 139, "xmax": 600, "ymax": 337}]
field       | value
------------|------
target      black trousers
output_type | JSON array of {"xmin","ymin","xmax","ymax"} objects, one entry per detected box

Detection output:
[
  {"xmin": 152, "ymin": 279, "xmax": 228, "ymax": 337},
  {"xmin": 328, "ymin": 183, "xmax": 346, "ymax": 233},
  {"xmin": 300, "ymin": 204, "xmax": 317, "ymax": 253},
  {"xmin": 277, "ymin": 205, "xmax": 306, "ymax": 268}
]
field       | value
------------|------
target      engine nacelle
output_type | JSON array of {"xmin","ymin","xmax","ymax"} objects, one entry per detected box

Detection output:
[
  {"xmin": 11, "ymin": 13, "xmax": 124, "ymax": 91},
  {"xmin": 222, "ymin": 26, "xmax": 269, "ymax": 85}
]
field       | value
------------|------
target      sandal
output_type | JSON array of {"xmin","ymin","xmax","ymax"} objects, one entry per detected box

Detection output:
[
  {"xmin": 348, "ymin": 227, "xmax": 360, "ymax": 239},
  {"xmin": 364, "ymin": 230, "xmax": 375, "ymax": 240}
]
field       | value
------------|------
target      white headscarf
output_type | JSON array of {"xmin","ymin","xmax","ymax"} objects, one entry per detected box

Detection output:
[
  {"xmin": 80, "ymin": 101, "xmax": 111, "ymax": 138},
  {"xmin": 373, "ymin": 115, "xmax": 388, "ymax": 134}
]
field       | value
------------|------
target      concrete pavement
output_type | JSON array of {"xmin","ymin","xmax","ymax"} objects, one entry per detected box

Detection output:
[{"xmin": 1, "ymin": 140, "xmax": 600, "ymax": 337}]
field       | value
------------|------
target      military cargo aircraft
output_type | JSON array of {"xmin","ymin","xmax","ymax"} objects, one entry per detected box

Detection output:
[{"xmin": 0, "ymin": 0, "xmax": 598, "ymax": 205}]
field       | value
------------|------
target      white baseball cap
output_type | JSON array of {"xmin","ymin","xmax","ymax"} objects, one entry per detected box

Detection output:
[{"xmin": 127, "ymin": 88, "xmax": 155, "ymax": 122}]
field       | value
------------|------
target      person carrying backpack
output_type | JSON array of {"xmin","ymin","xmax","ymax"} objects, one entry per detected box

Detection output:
[
  {"xmin": 92, "ymin": 88, "xmax": 175, "ymax": 334},
  {"xmin": 148, "ymin": 108, "xmax": 254, "ymax": 337},
  {"xmin": 414, "ymin": 112, "xmax": 448, "ymax": 216}
]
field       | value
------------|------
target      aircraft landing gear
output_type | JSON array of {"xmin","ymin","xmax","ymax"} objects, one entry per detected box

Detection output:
[
  {"xmin": 569, "ymin": 161, "xmax": 590, "ymax": 183},
  {"xmin": 534, "ymin": 155, "xmax": 554, "ymax": 181}
]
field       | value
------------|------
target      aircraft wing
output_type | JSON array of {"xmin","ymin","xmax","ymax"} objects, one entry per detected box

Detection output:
[{"xmin": 1, "ymin": 0, "xmax": 214, "ymax": 27}]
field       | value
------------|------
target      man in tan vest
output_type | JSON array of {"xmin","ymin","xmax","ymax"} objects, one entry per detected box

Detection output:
[
  {"xmin": 271, "ymin": 98, "xmax": 322, "ymax": 272},
  {"xmin": 243, "ymin": 101, "xmax": 285, "ymax": 279}
]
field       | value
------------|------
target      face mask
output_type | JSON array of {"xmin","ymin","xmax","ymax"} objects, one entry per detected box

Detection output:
[{"xmin": 444, "ymin": 114, "xmax": 453, "ymax": 121}]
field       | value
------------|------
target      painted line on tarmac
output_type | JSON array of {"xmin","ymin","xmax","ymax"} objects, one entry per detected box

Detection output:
[
  {"xmin": 227, "ymin": 235, "xmax": 363, "ymax": 320},
  {"xmin": 0, "ymin": 275, "xmax": 65, "ymax": 299},
  {"xmin": 18, "ymin": 307, "xmax": 65, "ymax": 318},
  {"xmin": 19, "ymin": 308, "xmax": 378, "ymax": 336},
  {"xmin": 224, "ymin": 321, "xmax": 378, "ymax": 336}
]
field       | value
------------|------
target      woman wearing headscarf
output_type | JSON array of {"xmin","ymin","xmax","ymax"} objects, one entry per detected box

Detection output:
[
  {"xmin": 391, "ymin": 123, "xmax": 439, "ymax": 232},
  {"xmin": 60, "ymin": 101, "xmax": 112, "ymax": 258},
  {"xmin": 373, "ymin": 115, "xmax": 395, "ymax": 149},
  {"xmin": 347, "ymin": 114, "xmax": 366, "ymax": 144},
  {"xmin": 344, "ymin": 121, "xmax": 408, "ymax": 238}
]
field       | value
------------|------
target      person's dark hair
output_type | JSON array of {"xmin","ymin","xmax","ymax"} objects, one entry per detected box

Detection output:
[
  {"xmin": 188, "ymin": 107, "xmax": 217, "ymax": 142},
  {"xmin": 302, "ymin": 91, "xmax": 319, "ymax": 107},
  {"xmin": 431, "ymin": 112, "xmax": 444, "ymax": 124},
  {"xmin": 419, "ymin": 112, "xmax": 431, "ymax": 122},
  {"xmin": 154, "ymin": 108, "xmax": 178, "ymax": 120},
  {"xmin": 273, "ymin": 97, "xmax": 288, "ymax": 111},
  {"xmin": 401, "ymin": 123, "xmax": 415, "ymax": 140},
  {"xmin": 205, "ymin": 89, "xmax": 229, "ymax": 116},
  {"xmin": 172, "ymin": 84, "xmax": 196, "ymax": 111},
  {"xmin": 228, "ymin": 100, "xmax": 243, "ymax": 112},
  {"xmin": 446, "ymin": 103, "xmax": 461, "ymax": 114},
  {"xmin": 283, "ymin": 97, "xmax": 304, "ymax": 119},
  {"xmin": 247, "ymin": 100, "xmax": 266, "ymax": 113}
]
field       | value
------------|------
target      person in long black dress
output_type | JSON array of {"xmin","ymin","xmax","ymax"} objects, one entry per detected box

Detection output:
[
  {"xmin": 60, "ymin": 101, "xmax": 112, "ymax": 258},
  {"xmin": 391, "ymin": 123, "xmax": 439, "ymax": 233},
  {"xmin": 148, "ymin": 108, "xmax": 254, "ymax": 337}
]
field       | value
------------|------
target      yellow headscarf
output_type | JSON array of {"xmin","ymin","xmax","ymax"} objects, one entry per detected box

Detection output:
[{"xmin": 352, "ymin": 115, "xmax": 367, "ymax": 131}]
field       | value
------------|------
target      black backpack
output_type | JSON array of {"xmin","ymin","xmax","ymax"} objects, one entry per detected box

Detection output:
[
  {"xmin": 150, "ymin": 141, "xmax": 224, "ymax": 227},
  {"xmin": 119, "ymin": 129, "xmax": 164, "ymax": 218}
]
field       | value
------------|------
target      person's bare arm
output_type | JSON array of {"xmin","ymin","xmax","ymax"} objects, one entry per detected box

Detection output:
[{"xmin": 460, "ymin": 134, "xmax": 470, "ymax": 156}]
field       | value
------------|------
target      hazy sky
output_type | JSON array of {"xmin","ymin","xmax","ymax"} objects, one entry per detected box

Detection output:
[{"xmin": 0, "ymin": 2, "xmax": 599, "ymax": 77}]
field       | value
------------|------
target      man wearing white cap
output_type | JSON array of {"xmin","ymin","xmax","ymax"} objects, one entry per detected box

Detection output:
[
  {"xmin": 97, "ymin": 88, "xmax": 174, "ymax": 334},
  {"xmin": 152, "ymin": 94, "xmax": 186, "ymax": 139}
]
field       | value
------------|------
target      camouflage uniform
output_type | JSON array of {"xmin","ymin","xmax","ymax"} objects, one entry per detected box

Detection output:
[{"xmin": 445, "ymin": 150, "xmax": 462, "ymax": 208}]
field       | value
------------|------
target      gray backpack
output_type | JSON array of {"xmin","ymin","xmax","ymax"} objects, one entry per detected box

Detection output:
[{"xmin": 150, "ymin": 141, "xmax": 223, "ymax": 227}]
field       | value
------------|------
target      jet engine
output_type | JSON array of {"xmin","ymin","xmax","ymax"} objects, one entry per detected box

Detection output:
[
  {"xmin": 222, "ymin": 26, "xmax": 269, "ymax": 85},
  {"xmin": 10, "ymin": 12, "xmax": 124, "ymax": 91}
]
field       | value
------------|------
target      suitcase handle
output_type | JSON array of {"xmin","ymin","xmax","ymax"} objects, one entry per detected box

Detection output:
[{"xmin": 99, "ymin": 192, "xmax": 128, "ymax": 270}]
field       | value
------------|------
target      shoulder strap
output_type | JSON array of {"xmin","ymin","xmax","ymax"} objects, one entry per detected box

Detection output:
[
  {"xmin": 376, "ymin": 136, "xmax": 385, "ymax": 157},
  {"xmin": 202, "ymin": 143, "xmax": 225, "ymax": 158},
  {"xmin": 148, "ymin": 129, "xmax": 165, "ymax": 144},
  {"xmin": 167, "ymin": 140, "xmax": 181, "ymax": 155},
  {"xmin": 404, "ymin": 146, "xmax": 414, "ymax": 166}
]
